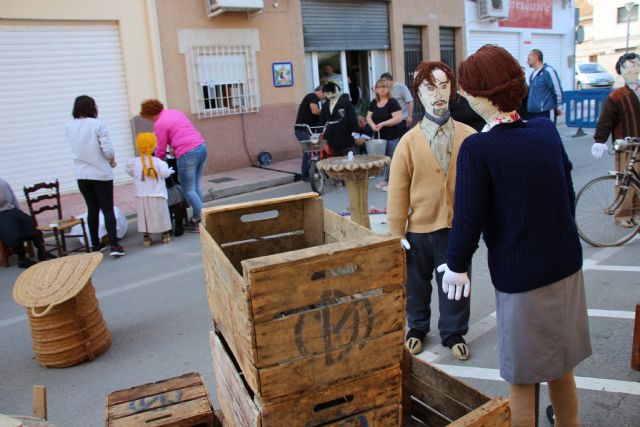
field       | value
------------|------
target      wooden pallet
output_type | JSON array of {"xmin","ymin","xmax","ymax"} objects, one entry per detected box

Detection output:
[
  {"xmin": 200, "ymin": 193, "xmax": 405, "ymax": 402},
  {"xmin": 210, "ymin": 330, "xmax": 401, "ymax": 427},
  {"xmin": 402, "ymin": 351, "xmax": 510, "ymax": 426},
  {"xmin": 105, "ymin": 372, "xmax": 216, "ymax": 426}
]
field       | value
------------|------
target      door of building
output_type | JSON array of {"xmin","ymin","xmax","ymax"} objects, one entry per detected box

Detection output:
[{"xmin": 403, "ymin": 26, "xmax": 423, "ymax": 119}]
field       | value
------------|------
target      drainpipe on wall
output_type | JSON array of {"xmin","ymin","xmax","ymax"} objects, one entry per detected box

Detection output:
[{"xmin": 144, "ymin": 0, "xmax": 167, "ymax": 105}]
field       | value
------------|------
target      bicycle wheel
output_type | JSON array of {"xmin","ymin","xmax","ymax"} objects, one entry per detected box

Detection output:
[
  {"xmin": 575, "ymin": 175, "xmax": 640, "ymax": 246},
  {"xmin": 309, "ymin": 160, "xmax": 325, "ymax": 194}
]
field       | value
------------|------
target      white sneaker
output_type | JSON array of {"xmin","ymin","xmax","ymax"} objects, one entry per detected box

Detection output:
[{"xmin": 617, "ymin": 219, "xmax": 635, "ymax": 228}]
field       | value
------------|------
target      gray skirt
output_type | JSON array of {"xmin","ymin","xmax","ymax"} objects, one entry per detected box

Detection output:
[
  {"xmin": 137, "ymin": 197, "xmax": 171, "ymax": 233},
  {"xmin": 496, "ymin": 269, "xmax": 592, "ymax": 384}
]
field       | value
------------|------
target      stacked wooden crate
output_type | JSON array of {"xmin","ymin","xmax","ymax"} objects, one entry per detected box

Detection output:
[{"xmin": 200, "ymin": 193, "xmax": 406, "ymax": 426}]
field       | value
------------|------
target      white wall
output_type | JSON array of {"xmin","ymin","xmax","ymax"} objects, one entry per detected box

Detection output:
[{"xmin": 464, "ymin": 0, "xmax": 577, "ymax": 90}]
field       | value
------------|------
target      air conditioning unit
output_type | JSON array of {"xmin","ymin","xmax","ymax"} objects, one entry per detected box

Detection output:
[
  {"xmin": 206, "ymin": 0, "xmax": 264, "ymax": 18},
  {"xmin": 477, "ymin": 0, "xmax": 510, "ymax": 21}
]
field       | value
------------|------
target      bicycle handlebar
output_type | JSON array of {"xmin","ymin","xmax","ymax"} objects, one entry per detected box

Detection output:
[
  {"xmin": 613, "ymin": 137, "xmax": 640, "ymax": 152},
  {"xmin": 294, "ymin": 117, "xmax": 343, "ymax": 135}
]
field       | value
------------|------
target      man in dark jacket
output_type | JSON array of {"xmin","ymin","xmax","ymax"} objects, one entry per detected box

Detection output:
[
  {"xmin": 319, "ymin": 82, "xmax": 359, "ymax": 157},
  {"xmin": 527, "ymin": 49, "xmax": 564, "ymax": 124}
]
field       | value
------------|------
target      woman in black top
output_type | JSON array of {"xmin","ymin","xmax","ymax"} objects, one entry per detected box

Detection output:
[{"xmin": 366, "ymin": 78, "xmax": 403, "ymax": 190}]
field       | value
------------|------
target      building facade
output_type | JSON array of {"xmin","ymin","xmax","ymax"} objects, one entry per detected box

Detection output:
[
  {"xmin": 464, "ymin": 0, "xmax": 577, "ymax": 90},
  {"xmin": 1, "ymin": 0, "xmax": 467, "ymax": 197},
  {"xmin": 576, "ymin": 0, "xmax": 640, "ymax": 87},
  {"xmin": 153, "ymin": 0, "xmax": 466, "ymax": 174}
]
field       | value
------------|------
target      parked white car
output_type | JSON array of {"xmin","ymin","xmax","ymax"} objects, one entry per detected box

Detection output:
[{"xmin": 575, "ymin": 63, "xmax": 615, "ymax": 90}]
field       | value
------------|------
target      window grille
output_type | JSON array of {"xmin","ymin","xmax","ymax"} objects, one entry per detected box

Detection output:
[{"xmin": 191, "ymin": 45, "xmax": 260, "ymax": 118}]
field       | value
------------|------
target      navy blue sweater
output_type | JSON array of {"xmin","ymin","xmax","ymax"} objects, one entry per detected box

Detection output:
[{"xmin": 447, "ymin": 118, "xmax": 582, "ymax": 294}]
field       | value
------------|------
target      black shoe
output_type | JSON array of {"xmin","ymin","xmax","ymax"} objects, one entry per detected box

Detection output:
[
  {"xmin": 405, "ymin": 329, "xmax": 426, "ymax": 355},
  {"xmin": 184, "ymin": 219, "xmax": 200, "ymax": 230},
  {"xmin": 18, "ymin": 258, "xmax": 37, "ymax": 269},
  {"xmin": 173, "ymin": 228, "xmax": 184, "ymax": 237},
  {"xmin": 442, "ymin": 335, "xmax": 470, "ymax": 360},
  {"xmin": 109, "ymin": 245, "xmax": 126, "ymax": 257}
]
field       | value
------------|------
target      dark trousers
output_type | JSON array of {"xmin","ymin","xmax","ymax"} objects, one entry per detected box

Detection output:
[
  {"xmin": 295, "ymin": 128, "xmax": 311, "ymax": 179},
  {"xmin": 77, "ymin": 179, "xmax": 118, "ymax": 247},
  {"xmin": 405, "ymin": 229, "xmax": 470, "ymax": 342}
]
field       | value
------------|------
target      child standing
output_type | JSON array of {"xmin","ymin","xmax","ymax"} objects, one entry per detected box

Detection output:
[{"xmin": 126, "ymin": 133, "xmax": 173, "ymax": 246}]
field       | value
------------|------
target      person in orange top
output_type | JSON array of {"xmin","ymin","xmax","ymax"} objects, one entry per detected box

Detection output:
[{"xmin": 386, "ymin": 61, "xmax": 475, "ymax": 358}]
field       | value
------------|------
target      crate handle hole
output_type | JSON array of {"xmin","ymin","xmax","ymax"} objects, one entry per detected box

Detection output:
[
  {"xmin": 314, "ymin": 394, "xmax": 354, "ymax": 412},
  {"xmin": 311, "ymin": 263, "xmax": 358, "ymax": 280},
  {"xmin": 240, "ymin": 210, "xmax": 279, "ymax": 222}
]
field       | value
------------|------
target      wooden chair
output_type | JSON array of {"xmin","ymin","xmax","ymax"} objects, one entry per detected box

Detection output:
[
  {"xmin": 0, "ymin": 240, "xmax": 34, "ymax": 268},
  {"xmin": 23, "ymin": 180, "xmax": 90, "ymax": 258}
]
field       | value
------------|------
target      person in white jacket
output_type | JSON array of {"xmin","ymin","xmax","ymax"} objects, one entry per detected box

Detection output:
[
  {"xmin": 66, "ymin": 95, "xmax": 124, "ymax": 257},
  {"xmin": 126, "ymin": 133, "xmax": 173, "ymax": 247}
]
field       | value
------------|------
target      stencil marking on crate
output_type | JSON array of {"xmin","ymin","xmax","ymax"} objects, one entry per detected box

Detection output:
[
  {"xmin": 295, "ymin": 288, "xmax": 374, "ymax": 366},
  {"xmin": 128, "ymin": 389, "xmax": 184, "ymax": 413}
]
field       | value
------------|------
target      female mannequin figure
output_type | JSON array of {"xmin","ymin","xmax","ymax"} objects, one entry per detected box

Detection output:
[{"xmin": 439, "ymin": 45, "xmax": 591, "ymax": 426}]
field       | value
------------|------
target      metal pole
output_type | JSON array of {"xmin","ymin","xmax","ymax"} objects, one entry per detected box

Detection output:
[
  {"xmin": 627, "ymin": 12, "xmax": 632, "ymax": 53},
  {"xmin": 625, "ymin": 2, "xmax": 636, "ymax": 53}
]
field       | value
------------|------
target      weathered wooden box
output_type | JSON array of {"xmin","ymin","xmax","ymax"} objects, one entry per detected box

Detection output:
[
  {"xmin": 402, "ymin": 352, "xmax": 510, "ymax": 426},
  {"xmin": 105, "ymin": 372, "xmax": 216, "ymax": 426},
  {"xmin": 200, "ymin": 193, "xmax": 405, "ymax": 402},
  {"xmin": 211, "ymin": 330, "xmax": 401, "ymax": 427}
]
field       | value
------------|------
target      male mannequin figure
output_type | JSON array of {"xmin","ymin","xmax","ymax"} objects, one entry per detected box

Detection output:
[
  {"xmin": 386, "ymin": 61, "xmax": 475, "ymax": 358},
  {"xmin": 592, "ymin": 53, "xmax": 640, "ymax": 227},
  {"xmin": 318, "ymin": 82, "xmax": 359, "ymax": 157}
]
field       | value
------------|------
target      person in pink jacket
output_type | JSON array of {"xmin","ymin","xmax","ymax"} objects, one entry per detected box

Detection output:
[{"xmin": 140, "ymin": 99, "xmax": 208, "ymax": 233}]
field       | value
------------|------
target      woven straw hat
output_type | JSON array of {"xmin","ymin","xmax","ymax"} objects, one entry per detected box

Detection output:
[{"xmin": 13, "ymin": 253, "xmax": 103, "ymax": 310}]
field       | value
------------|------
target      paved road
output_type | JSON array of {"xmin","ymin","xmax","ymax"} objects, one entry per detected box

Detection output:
[{"xmin": 0, "ymin": 126, "xmax": 638, "ymax": 426}]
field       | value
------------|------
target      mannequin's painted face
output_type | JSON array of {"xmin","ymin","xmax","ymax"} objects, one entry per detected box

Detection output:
[
  {"xmin": 620, "ymin": 57, "xmax": 640, "ymax": 83},
  {"xmin": 324, "ymin": 88, "xmax": 339, "ymax": 101},
  {"xmin": 417, "ymin": 69, "xmax": 451, "ymax": 117}
]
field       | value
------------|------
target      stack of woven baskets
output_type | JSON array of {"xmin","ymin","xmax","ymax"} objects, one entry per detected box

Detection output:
[{"xmin": 13, "ymin": 253, "xmax": 111, "ymax": 368}]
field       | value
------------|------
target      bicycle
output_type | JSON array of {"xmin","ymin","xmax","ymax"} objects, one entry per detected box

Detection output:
[
  {"xmin": 575, "ymin": 137, "xmax": 640, "ymax": 246},
  {"xmin": 295, "ymin": 115, "xmax": 343, "ymax": 194}
]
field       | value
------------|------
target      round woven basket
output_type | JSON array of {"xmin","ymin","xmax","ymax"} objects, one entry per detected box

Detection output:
[{"xmin": 13, "ymin": 253, "xmax": 111, "ymax": 368}]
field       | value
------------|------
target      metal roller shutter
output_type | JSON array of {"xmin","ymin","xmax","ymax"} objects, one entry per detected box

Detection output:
[
  {"xmin": 301, "ymin": 0, "xmax": 390, "ymax": 51},
  {"xmin": 468, "ymin": 31, "xmax": 520, "ymax": 62},
  {"xmin": 531, "ymin": 33, "xmax": 564, "ymax": 80},
  {"xmin": 0, "ymin": 23, "xmax": 134, "ymax": 198}
]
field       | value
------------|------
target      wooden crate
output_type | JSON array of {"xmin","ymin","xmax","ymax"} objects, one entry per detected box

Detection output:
[
  {"xmin": 105, "ymin": 372, "xmax": 216, "ymax": 427},
  {"xmin": 200, "ymin": 193, "xmax": 405, "ymax": 402},
  {"xmin": 402, "ymin": 352, "xmax": 510, "ymax": 426},
  {"xmin": 210, "ymin": 330, "xmax": 401, "ymax": 427}
]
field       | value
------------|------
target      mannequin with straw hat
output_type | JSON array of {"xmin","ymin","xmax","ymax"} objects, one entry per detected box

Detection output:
[{"xmin": 125, "ymin": 133, "xmax": 174, "ymax": 246}]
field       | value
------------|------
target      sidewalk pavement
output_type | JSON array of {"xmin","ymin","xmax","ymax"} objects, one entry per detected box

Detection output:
[{"xmin": 49, "ymin": 158, "xmax": 302, "ymax": 221}]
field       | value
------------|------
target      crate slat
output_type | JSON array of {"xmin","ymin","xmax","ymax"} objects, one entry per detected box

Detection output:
[
  {"xmin": 107, "ymin": 373, "xmax": 203, "ymax": 406},
  {"xmin": 106, "ymin": 373, "xmax": 214, "ymax": 427},
  {"xmin": 245, "ymin": 237, "xmax": 404, "ymax": 323},
  {"xmin": 108, "ymin": 385, "xmax": 208, "ymax": 419},
  {"xmin": 257, "ymin": 330, "xmax": 403, "ymax": 402},
  {"xmin": 254, "ymin": 287, "xmax": 404, "ymax": 367},
  {"xmin": 204, "ymin": 195, "xmax": 315, "ymax": 244},
  {"xmin": 408, "ymin": 355, "xmax": 491, "ymax": 409},
  {"xmin": 108, "ymin": 398, "xmax": 213, "ymax": 427},
  {"xmin": 448, "ymin": 397, "xmax": 510, "ymax": 427},
  {"xmin": 322, "ymin": 403, "xmax": 401, "ymax": 426},
  {"xmin": 323, "ymin": 209, "xmax": 371, "ymax": 243}
]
